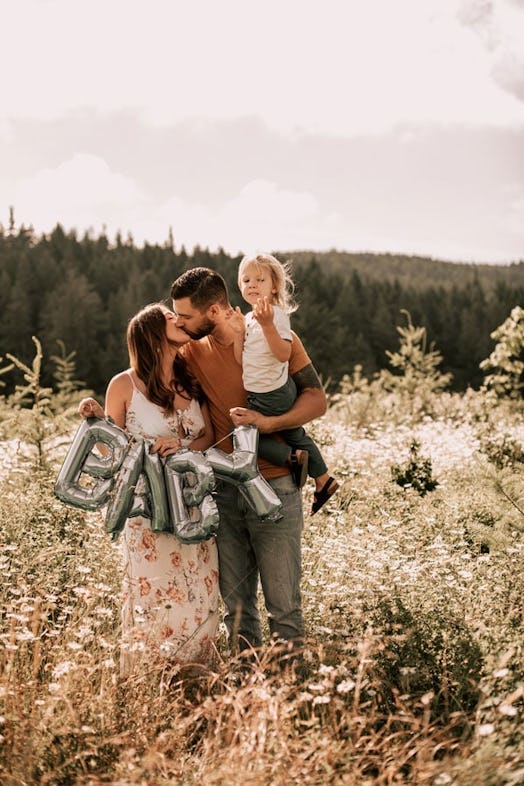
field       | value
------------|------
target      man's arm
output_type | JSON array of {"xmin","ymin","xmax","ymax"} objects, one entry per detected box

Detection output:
[{"xmin": 229, "ymin": 362, "xmax": 327, "ymax": 433}]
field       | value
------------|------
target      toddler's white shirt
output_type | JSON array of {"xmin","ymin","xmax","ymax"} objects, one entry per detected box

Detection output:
[{"xmin": 242, "ymin": 305, "xmax": 292, "ymax": 393}]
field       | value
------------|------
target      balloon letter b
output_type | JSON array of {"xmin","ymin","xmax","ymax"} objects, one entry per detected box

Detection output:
[{"xmin": 54, "ymin": 417, "xmax": 129, "ymax": 510}]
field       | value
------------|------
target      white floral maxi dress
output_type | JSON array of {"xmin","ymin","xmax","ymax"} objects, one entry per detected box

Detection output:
[{"xmin": 119, "ymin": 373, "xmax": 219, "ymax": 675}]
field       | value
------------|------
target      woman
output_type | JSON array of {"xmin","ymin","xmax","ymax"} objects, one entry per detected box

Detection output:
[{"xmin": 79, "ymin": 303, "xmax": 219, "ymax": 677}]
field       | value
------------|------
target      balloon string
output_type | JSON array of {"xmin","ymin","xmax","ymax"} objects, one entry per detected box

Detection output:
[{"xmin": 205, "ymin": 429, "xmax": 236, "ymax": 452}]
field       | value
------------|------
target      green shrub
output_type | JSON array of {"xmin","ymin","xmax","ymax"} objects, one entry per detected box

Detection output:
[
  {"xmin": 479, "ymin": 431, "xmax": 524, "ymax": 469},
  {"xmin": 379, "ymin": 310, "xmax": 452, "ymax": 413},
  {"xmin": 2, "ymin": 338, "xmax": 90, "ymax": 467},
  {"xmin": 391, "ymin": 439, "xmax": 439, "ymax": 495},
  {"xmin": 367, "ymin": 593, "xmax": 483, "ymax": 720},
  {"xmin": 480, "ymin": 305, "xmax": 524, "ymax": 400}
]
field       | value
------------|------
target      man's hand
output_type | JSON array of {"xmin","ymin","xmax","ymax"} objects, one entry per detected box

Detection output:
[
  {"xmin": 230, "ymin": 406, "xmax": 272, "ymax": 433},
  {"xmin": 226, "ymin": 306, "xmax": 246, "ymax": 335}
]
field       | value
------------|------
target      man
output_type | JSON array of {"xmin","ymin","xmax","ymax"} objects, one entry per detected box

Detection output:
[{"xmin": 170, "ymin": 267, "xmax": 326, "ymax": 651}]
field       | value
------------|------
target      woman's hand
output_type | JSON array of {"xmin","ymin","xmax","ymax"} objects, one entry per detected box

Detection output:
[
  {"xmin": 78, "ymin": 397, "xmax": 105, "ymax": 419},
  {"xmin": 150, "ymin": 435, "xmax": 182, "ymax": 458}
]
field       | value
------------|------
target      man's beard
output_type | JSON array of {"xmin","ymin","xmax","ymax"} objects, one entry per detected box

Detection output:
[{"xmin": 181, "ymin": 317, "xmax": 215, "ymax": 340}]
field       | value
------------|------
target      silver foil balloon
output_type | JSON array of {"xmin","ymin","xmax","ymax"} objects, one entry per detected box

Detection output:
[
  {"xmin": 141, "ymin": 448, "xmax": 172, "ymax": 533},
  {"xmin": 54, "ymin": 417, "xmax": 129, "ymax": 510},
  {"xmin": 104, "ymin": 439, "xmax": 145, "ymax": 537},
  {"xmin": 205, "ymin": 425, "xmax": 282, "ymax": 521},
  {"xmin": 164, "ymin": 450, "xmax": 219, "ymax": 543},
  {"xmin": 55, "ymin": 420, "xmax": 281, "ymax": 537}
]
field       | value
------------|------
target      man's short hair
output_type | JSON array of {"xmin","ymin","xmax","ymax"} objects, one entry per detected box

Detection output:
[{"xmin": 170, "ymin": 267, "xmax": 229, "ymax": 311}]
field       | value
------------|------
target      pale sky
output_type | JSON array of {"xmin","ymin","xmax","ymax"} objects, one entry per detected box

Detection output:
[{"xmin": 1, "ymin": 0, "xmax": 524, "ymax": 263}]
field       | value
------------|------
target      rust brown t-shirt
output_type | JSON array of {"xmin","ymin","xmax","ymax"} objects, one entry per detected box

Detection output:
[{"xmin": 181, "ymin": 331, "xmax": 311, "ymax": 479}]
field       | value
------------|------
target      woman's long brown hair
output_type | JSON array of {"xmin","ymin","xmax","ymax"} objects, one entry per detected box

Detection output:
[{"xmin": 126, "ymin": 304, "xmax": 203, "ymax": 411}]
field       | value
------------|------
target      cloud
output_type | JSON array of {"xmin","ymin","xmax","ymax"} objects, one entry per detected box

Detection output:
[
  {"xmin": 457, "ymin": 0, "xmax": 497, "ymax": 46},
  {"xmin": 124, "ymin": 180, "xmax": 340, "ymax": 256},
  {"xmin": 458, "ymin": 0, "xmax": 524, "ymax": 102},
  {"xmin": 492, "ymin": 52, "xmax": 524, "ymax": 100},
  {"xmin": 218, "ymin": 180, "xmax": 337, "ymax": 254},
  {"xmin": 14, "ymin": 154, "xmax": 146, "ymax": 234}
]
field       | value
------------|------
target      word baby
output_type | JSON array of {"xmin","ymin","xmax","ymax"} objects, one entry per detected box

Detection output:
[{"xmin": 55, "ymin": 418, "xmax": 282, "ymax": 543}]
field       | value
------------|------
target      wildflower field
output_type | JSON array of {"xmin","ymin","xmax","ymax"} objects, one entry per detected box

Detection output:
[{"xmin": 0, "ymin": 378, "xmax": 523, "ymax": 786}]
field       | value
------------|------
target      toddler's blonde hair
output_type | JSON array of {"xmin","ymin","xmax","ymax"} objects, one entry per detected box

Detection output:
[{"xmin": 238, "ymin": 253, "xmax": 297, "ymax": 314}]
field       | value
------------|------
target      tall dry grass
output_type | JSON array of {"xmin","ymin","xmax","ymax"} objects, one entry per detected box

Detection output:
[{"xmin": 0, "ymin": 388, "xmax": 523, "ymax": 785}]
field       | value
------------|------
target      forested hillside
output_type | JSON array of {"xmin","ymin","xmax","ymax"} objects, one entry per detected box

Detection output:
[
  {"xmin": 0, "ymin": 222, "xmax": 522, "ymax": 394},
  {"xmin": 290, "ymin": 249, "xmax": 524, "ymax": 292}
]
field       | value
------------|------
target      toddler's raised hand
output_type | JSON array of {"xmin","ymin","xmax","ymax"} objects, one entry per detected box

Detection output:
[{"xmin": 253, "ymin": 296, "xmax": 274, "ymax": 326}]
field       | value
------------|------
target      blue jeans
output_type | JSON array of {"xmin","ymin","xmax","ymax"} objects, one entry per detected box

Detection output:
[{"xmin": 214, "ymin": 474, "xmax": 304, "ymax": 649}]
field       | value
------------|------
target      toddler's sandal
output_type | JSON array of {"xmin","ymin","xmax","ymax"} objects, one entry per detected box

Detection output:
[{"xmin": 311, "ymin": 477, "xmax": 339, "ymax": 515}]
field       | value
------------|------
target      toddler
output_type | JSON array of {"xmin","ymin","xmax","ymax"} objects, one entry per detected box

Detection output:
[{"xmin": 230, "ymin": 252, "xmax": 338, "ymax": 515}]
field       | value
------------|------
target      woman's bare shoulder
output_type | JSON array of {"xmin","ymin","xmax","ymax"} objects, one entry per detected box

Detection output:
[{"xmin": 106, "ymin": 370, "xmax": 134, "ymax": 395}]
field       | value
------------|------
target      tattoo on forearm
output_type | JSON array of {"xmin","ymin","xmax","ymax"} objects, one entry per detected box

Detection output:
[{"xmin": 292, "ymin": 363, "xmax": 323, "ymax": 393}]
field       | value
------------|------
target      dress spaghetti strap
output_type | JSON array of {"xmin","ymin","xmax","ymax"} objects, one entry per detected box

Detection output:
[{"xmin": 126, "ymin": 370, "xmax": 139, "ymax": 391}]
